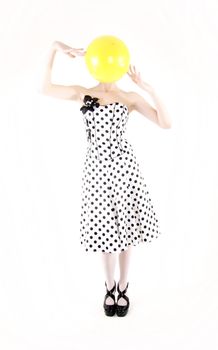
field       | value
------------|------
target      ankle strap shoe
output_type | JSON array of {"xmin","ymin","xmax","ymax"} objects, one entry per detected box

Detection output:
[
  {"xmin": 103, "ymin": 280, "xmax": 116, "ymax": 317},
  {"xmin": 116, "ymin": 282, "xmax": 130, "ymax": 317}
]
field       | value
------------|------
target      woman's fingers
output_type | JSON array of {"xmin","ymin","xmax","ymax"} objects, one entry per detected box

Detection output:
[
  {"xmin": 134, "ymin": 65, "xmax": 139, "ymax": 75},
  {"xmin": 127, "ymin": 65, "xmax": 143, "ymax": 85},
  {"xmin": 129, "ymin": 64, "xmax": 138, "ymax": 75},
  {"xmin": 129, "ymin": 64, "xmax": 134, "ymax": 74},
  {"xmin": 64, "ymin": 47, "xmax": 86, "ymax": 57},
  {"xmin": 65, "ymin": 48, "xmax": 85, "ymax": 53},
  {"xmin": 127, "ymin": 64, "xmax": 141, "ymax": 83}
]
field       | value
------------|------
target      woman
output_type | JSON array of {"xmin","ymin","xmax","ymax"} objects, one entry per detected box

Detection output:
[{"xmin": 39, "ymin": 40, "xmax": 172, "ymax": 317}]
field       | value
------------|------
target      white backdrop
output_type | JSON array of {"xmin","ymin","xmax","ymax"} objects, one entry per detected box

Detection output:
[{"xmin": 1, "ymin": 0, "xmax": 218, "ymax": 349}]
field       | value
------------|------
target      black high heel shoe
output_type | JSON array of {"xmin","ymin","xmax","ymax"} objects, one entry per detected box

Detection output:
[
  {"xmin": 103, "ymin": 280, "xmax": 116, "ymax": 317},
  {"xmin": 116, "ymin": 282, "xmax": 130, "ymax": 317}
]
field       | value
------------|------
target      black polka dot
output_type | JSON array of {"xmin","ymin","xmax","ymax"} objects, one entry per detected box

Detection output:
[{"xmin": 79, "ymin": 100, "xmax": 162, "ymax": 253}]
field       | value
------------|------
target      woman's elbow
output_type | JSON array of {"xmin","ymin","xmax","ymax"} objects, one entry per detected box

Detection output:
[{"xmin": 159, "ymin": 121, "xmax": 172, "ymax": 129}]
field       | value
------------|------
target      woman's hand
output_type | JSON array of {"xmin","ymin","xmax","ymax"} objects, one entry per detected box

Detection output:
[
  {"xmin": 127, "ymin": 64, "xmax": 153, "ymax": 93},
  {"xmin": 52, "ymin": 41, "xmax": 86, "ymax": 58}
]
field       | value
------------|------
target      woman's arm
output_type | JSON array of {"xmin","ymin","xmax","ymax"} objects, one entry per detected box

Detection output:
[
  {"xmin": 39, "ymin": 43, "xmax": 57, "ymax": 92},
  {"xmin": 127, "ymin": 64, "xmax": 172, "ymax": 129},
  {"xmin": 130, "ymin": 89, "xmax": 172, "ymax": 129},
  {"xmin": 38, "ymin": 41, "xmax": 86, "ymax": 101}
]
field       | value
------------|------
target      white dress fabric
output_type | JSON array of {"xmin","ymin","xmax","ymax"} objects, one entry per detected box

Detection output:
[{"xmin": 79, "ymin": 95, "xmax": 162, "ymax": 253}]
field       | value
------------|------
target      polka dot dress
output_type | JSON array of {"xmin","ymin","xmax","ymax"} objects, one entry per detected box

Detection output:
[{"xmin": 79, "ymin": 95, "xmax": 162, "ymax": 254}]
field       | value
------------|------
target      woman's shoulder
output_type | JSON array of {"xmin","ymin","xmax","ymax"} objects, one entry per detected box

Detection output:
[{"xmin": 78, "ymin": 87, "xmax": 136, "ymax": 112}]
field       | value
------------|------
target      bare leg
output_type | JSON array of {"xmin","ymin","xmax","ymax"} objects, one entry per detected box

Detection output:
[
  {"xmin": 117, "ymin": 245, "xmax": 132, "ymax": 306},
  {"xmin": 102, "ymin": 252, "xmax": 117, "ymax": 305}
]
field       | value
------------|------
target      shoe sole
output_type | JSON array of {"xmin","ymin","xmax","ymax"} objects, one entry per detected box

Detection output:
[
  {"xmin": 103, "ymin": 303, "xmax": 117, "ymax": 316},
  {"xmin": 116, "ymin": 304, "xmax": 130, "ymax": 317},
  {"xmin": 104, "ymin": 308, "xmax": 116, "ymax": 316}
]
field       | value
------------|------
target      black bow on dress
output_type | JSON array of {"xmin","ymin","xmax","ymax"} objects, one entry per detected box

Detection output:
[{"xmin": 80, "ymin": 95, "xmax": 100, "ymax": 114}]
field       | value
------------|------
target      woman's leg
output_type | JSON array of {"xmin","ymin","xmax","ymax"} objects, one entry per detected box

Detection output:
[
  {"xmin": 117, "ymin": 245, "xmax": 132, "ymax": 306},
  {"xmin": 102, "ymin": 252, "xmax": 117, "ymax": 305}
]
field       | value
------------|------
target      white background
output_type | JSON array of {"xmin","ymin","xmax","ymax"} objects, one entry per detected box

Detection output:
[{"xmin": 1, "ymin": 0, "xmax": 218, "ymax": 349}]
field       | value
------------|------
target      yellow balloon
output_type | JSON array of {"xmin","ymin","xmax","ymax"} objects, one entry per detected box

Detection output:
[{"xmin": 85, "ymin": 35, "xmax": 130, "ymax": 83}]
